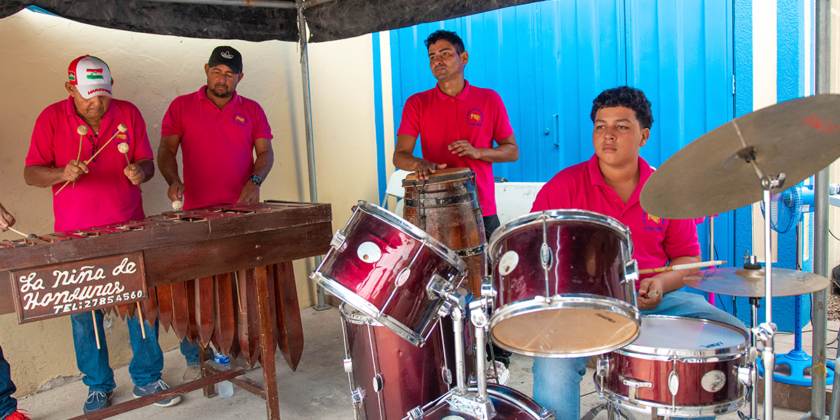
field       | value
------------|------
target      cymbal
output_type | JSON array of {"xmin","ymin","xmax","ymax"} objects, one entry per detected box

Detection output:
[
  {"xmin": 641, "ymin": 94, "xmax": 840, "ymax": 219},
  {"xmin": 684, "ymin": 267, "xmax": 830, "ymax": 297}
]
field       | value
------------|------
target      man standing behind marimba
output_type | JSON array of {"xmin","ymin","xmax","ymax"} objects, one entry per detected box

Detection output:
[
  {"xmin": 157, "ymin": 46, "xmax": 274, "ymax": 380},
  {"xmin": 23, "ymin": 56, "xmax": 180, "ymax": 414},
  {"xmin": 0, "ymin": 204, "xmax": 31, "ymax": 420}
]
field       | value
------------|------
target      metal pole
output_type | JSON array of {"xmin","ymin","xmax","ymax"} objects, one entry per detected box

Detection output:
[
  {"xmin": 296, "ymin": 0, "xmax": 329, "ymax": 311},
  {"xmin": 763, "ymin": 189, "xmax": 775, "ymax": 420},
  {"xmin": 814, "ymin": 1, "xmax": 831, "ymax": 418}
]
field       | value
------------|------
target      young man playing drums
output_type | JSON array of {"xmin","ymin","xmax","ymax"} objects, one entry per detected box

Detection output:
[{"xmin": 529, "ymin": 86, "xmax": 744, "ymax": 419}]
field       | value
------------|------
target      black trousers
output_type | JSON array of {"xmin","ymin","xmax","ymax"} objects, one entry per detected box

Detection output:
[
  {"xmin": 482, "ymin": 214, "xmax": 500, "ymax": 241},
  {"xmin": 480, "ymin": 214, "xmax": 511, "ymax": 364}
]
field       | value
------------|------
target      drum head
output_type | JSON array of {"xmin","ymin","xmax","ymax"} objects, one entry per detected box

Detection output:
[
  {"xmin": 403, "ymin": 167, "xmax": 474, "ymax": 185},
  {"xmin": 624, "ymin": 315, "xmax": 747, "ymax": 358},
  {"xmin": 489, "ymin": 296, "xmax": 640, "ymax": 358}
]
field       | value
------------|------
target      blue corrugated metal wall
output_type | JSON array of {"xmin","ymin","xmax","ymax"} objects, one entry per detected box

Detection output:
[{"xmin": 389, "ymin": 0, "xmax": 737, "ymax": 308}]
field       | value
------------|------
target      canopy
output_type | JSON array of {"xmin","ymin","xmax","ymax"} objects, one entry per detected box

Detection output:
[{"xmin": 1, "ymin": 0, "xmax": 541, "ymax": 42}]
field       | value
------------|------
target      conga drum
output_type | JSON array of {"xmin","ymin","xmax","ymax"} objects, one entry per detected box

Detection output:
[{"xmin": 402, "ymin": 168, "xmax": 487, "ymax": 294}]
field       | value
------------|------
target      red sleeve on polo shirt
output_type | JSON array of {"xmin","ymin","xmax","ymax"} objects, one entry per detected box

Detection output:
[
  {"xmin": 663, "ymin": 218, "xmax": 702, "ymax": 259},
  {"xmin": 490, "ymin": 91, "xmax": 514, "ymax": 141},
  {"xmin": 26, "ymin": 104, "xmax": 60, "ymax": 167},
  {"xmin": 396, "ymin": 93, "xmax": 422, "ymax": 138},
  {"xmin": 249, "ymin": 102, "xmax": 273, "ymax": 141}
]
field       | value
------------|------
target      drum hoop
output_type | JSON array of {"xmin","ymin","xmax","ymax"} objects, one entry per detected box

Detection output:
[
  {"xmin": 619, "ymin": 315, "xmax": 749, "ymax": 359},
  {"xmin": 339, "ymin": 302, "xmax": 383, "ymax": 327},
  {"xmin": 401, "ymin": 168, "xmax": 475, "ymax": 187},
  {"xmin": 488, "ymin": 294, "xmax": 641, "ymax": 358},
  {"xmin": 357, "ymin": 201, "xmax": 468, "ymax": 273},
  {"xmin": 487, "ymin": 210, "xmax": 632, "ymax": 261},
  {"xmin": 594, "ymin": 380, "xmax": 746, "ymax": 417}
]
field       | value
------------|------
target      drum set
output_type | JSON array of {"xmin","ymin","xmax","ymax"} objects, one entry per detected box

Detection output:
[{"xmin": 311, "ymin": 94, "xmax": 840, "ymax": 419}]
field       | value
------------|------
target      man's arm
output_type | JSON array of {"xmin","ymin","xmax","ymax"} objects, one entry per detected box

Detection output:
[
  {"xmin": 157, "ymin": 135, "xmax": 183, "ymax": 202},
  {"xmin": 393, "ymin": 134, "xmax": 447, "ymax": 180},
  {"xmin": 447, "ymin": 134, "xmax": 519, "ymax": 163},
  {"xmin": 637, "ymin": 254, "xmax": 701, "ymax": 310},
  {"xmin": 24, "ymin": 161, "xmax": 88, "ymax": 188},
  {"xmin": 0, "ymin": 202, "xmax": 15, "ymax": 231},
  {"xmin": 238, "ymin": 138, "xmax": 273, "ymax": 203}
]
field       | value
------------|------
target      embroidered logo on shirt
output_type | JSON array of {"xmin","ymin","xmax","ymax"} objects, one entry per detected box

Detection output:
[
  {"xmin": 233, "ymin": 113, "xmax": 248, "ymax": 126},
  {"xmin": 643, "ymin": 212, "xmax": 664, "ymax": 231},
  {"xmin": 467, "ymin": 109, "xmax": 484, "ymax": 126}
]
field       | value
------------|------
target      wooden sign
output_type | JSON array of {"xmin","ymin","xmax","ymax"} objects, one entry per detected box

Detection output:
[{"xmin": 9, "ymin": 253, "xmax": 147, "ymax": 324}]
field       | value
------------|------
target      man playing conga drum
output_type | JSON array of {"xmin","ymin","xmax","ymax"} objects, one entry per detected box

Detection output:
[
  {"xmin": 157, "ymin": 46, "xmax": 274, "ymax": 379},
  {"xmin": 393, "ymin": 30, "xmax": 519, "ymax": 239},
  {"xmin": 529, "ymin": 86, "xmax": 744, "ymax": 419},
  {"xmin": 24, "ymin": 55, "xmax": 179, "ymax": 413}
]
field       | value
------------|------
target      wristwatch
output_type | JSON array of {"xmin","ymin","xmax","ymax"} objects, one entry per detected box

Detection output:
[{"xmin": 248, "ymin": 175, "xmax": 264, "ymax": 186}]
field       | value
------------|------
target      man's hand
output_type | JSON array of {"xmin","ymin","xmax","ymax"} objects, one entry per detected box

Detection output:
[
  {"xmin": 413, "ymin": 160, "xmax": 447, "ymax": 181},
  {"xmin": 637, "ymin": 276, "xmax": 665, "ymax": 310},
  {"xmin": 448, "ymin": 140, "xmax": 482, "ymax": 160},
  {"xmin": 63, "ymin": 160, "xmax": 88, "ymax": 182},
  {"xmin": 124, "ymin": 164, "xmax": 145, "ymax": 185},
  {"xmin": 238, "ymin": 181, "xmax": 260, "ymax": 204},
  {"xmin": 168, "ymin": 181, "xmax": 185, "ymax": 202},
  {"xmin": 0, "ymin": 204, "xmax": 15, "ymax": 231}
]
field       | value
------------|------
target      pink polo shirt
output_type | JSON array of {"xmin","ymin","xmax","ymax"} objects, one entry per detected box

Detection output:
[
  {"xmin": 161, "ymin": 87, "xmax": 273, "ymax": 210},
  {"xmin": 531, "ymin": 155, "xmax": 701, "ymax": 284},
  {"xmin": 26, "ymin": 97, "xmax": 153, "ymax": 232},
  {"xmin": 397, "ymin": 81, "xmax": 514, "ymax": 216}
]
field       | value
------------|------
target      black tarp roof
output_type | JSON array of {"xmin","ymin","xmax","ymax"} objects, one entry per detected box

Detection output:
[{"xmin": 0, "ymin": 0, "xmax": 542, "ymax": 43}]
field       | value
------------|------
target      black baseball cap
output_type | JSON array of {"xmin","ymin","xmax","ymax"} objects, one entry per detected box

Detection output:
[{"xmin": 208, "ymin": 46, "xmax": 243, "ymax": 74}]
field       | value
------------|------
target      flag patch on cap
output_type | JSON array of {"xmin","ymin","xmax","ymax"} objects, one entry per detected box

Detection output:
[{"xmin": 86, "ymin": 69, "xmax": 104, "ymax": 80}]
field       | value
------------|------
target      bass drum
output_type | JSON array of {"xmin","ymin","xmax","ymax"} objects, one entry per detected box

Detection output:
[{"xmin": 414, "ymin": 384, "xmax": 555, "ymax": 420}]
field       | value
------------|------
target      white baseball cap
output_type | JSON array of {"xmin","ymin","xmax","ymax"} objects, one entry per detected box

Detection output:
[{"xmin": 68, "ymin": 55, "xmax": 113, "ymax": 99}]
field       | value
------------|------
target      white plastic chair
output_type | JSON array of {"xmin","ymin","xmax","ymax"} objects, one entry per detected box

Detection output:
[{"xmin": 381, "ymin": 170, "xmax": 412, "ymax": 217}]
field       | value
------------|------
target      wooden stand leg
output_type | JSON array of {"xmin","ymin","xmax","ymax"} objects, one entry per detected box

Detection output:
[
  {"xmin": 198, "ymin": 345, "xmax": 216, "ymax": 398},
  {"xmin": 254, "ymin": 267, "xmax": 281, "ymax": 420}
]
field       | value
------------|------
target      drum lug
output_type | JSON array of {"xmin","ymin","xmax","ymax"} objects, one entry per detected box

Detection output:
[
  {"xmin": 350, "ymin": 387, "xmax": 365, "ymax": 406},
  {"xmin": 622, "ymin": 259, "xmax": 639, "ymax": 285},
  {"xmin": 442, "ymin": 367, "xmax": 453, "ymax": 385},
  {"xmin": 343, "ymin": 358, "xmax": 353, "ymax": 373},
  {"xmin": 407, "ymin": 406, "xmax": 424, "ymax": 420},
  {"xmin": 330, "ymin": 230, "xmax": 346, "ymax": 250},
  {"xmin": 372, "ymin": 374, "xmax": 384, "ymax": 393},
  {"xmin": 480, "ymin": 276, "xmax": 496, "ymax": 298},
  {"xmin": 539, "ymin": 242, "xmax": 553, "ymax": 269},
  {"xmin": 737, "ymin": 366, "xmax": 754, "ymax": 387},
  {"xmin": 596, "ymin": 356, "xmax": 609, "ymax": 377},
  {"xmin": 668, "ymin": 370, "xmax": 680, "ymax": 396},
  {"xmin": 621, "ymin": 377, "xmax": 652, "ymax": 405}
]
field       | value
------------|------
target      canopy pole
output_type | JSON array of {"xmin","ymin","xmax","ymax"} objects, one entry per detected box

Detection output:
[
  {"xmin": 297, "ymin": 0, "xmax": 329, "ymax": 311},
  {"xmin": 814, "ymin": 1, "xmax": 831, "ymax": 419}
]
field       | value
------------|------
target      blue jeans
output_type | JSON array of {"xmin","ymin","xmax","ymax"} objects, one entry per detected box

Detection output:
[
  {"xmin": 71, "ymin": 310, "xmax": 164, "ymax": 392},
  {"xmin": 0, "ymin": 346, "xmax": 17, "ymax": 420},
  {"xmin": 532, "ymin": 291, "xmax": 746, "ymax": 420},
  {"xmin": 180, "ymin": 339, "xmax": 199, "ymax": 367}
]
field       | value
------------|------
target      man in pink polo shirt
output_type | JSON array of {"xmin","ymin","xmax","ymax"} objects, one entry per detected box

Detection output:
[
  {"xmin": 529, "ymin": 87, "xmax": 743, "ymax": 419},
  {"xmin": 24, "ymin": 55, "xmax": 179, "ymax": 414},
  {"xmin": 157, "ymin": 46, "xmax": 273, "ymax": 379},
  {"xmin": 394, "ymin": 30, "xmax": 519, "ymax": 239}
]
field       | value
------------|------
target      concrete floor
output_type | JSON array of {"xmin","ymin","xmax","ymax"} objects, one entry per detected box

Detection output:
[{"xmin": 17, "ymin": 307, "xmax": 834, "ymax": 419}]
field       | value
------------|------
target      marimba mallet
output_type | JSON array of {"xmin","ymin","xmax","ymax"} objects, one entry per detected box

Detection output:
[
  {"xmin": 172, "ymin": 200, "xmax": 184, "ymax": 211},
  {"xmin": 74, "ymin": 125, "xmax": 88, "ymax": 190},
  {"xmin": 118, "ymin": 142, "xmax": 142, "ymax": 192},
  {"xmin": 55, "ymin": 124, "xmax": 128, "ymax": 196},
  {"xmin": 7, "ymin": 227, "xmax": 36, "ymax": 245},
  {"xmin": 638, "ymin": 260, "xmax": 726, "ymax": 275}
]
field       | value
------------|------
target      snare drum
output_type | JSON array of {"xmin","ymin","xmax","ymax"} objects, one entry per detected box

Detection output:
[
  {"xmin": 486, "ymin": 210, "xmax": 641, "ymax": 357},
  {"xmin": 411, "ymin": 384, "xmax": 555, "ymax": 420},
  {"xmin": 313, "ymin": 201, "xmax": 467, "ymax": 346},
  {"xmin": 402, "ymin": 168, "xmax": 487, "ymax": 294},
  {"xmin": 595, "ymin": 316, "xmax": 748, "ymax": 417}
]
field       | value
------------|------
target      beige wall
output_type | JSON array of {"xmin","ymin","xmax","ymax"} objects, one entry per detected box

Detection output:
[{"xmin": 0, "ymin": 9, "xmax": 383, "ymax": 397}]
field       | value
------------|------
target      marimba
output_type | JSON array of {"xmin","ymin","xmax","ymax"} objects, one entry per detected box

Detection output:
[{"xmin": 0, "ymin": 201, "xmax": 332, "ymax": 420}]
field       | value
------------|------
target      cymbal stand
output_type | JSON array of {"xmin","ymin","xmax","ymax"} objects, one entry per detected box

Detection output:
[{"xmin": 739, "ymin": 145, "xmax": 783, "ymax": 419}]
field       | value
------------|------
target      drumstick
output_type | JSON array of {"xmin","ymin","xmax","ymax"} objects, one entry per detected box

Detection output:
[
  {"xmin": 638, "ymin": 260, "xmax": 726, "ymax": 275},
  {"xmin": 92, "ymin": 310, "xmax": 101, "ymax": 350},
  {"xmin": 74, "ymin": 125, "xmax": 88, "ymax": 189},
  {"xmin": 55, "ymin": 124, "xmax": 128, "ymax": 196},
  {"xmin": 136, "ymin": 301, "xmax": 146, "ymax": 339}
]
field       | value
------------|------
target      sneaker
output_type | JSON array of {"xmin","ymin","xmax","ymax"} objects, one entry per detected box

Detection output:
[
  {"xmin": 486, "ymin": 360, "xmax": 510, "ymax": 386},
  {"xmin": 182, "ymin": 365, "xmax": 201, "ymax": 382},
  {"xmin": 83, "ymin": 390, "xmax": 113, "ymax": 413},
  {"xmin": 133, "ymin": 379, "xmax": 182, "ymax": 407},
  {"xmin": 7, "ymin": 410, "xmax": 32, "ymax": 420}
]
